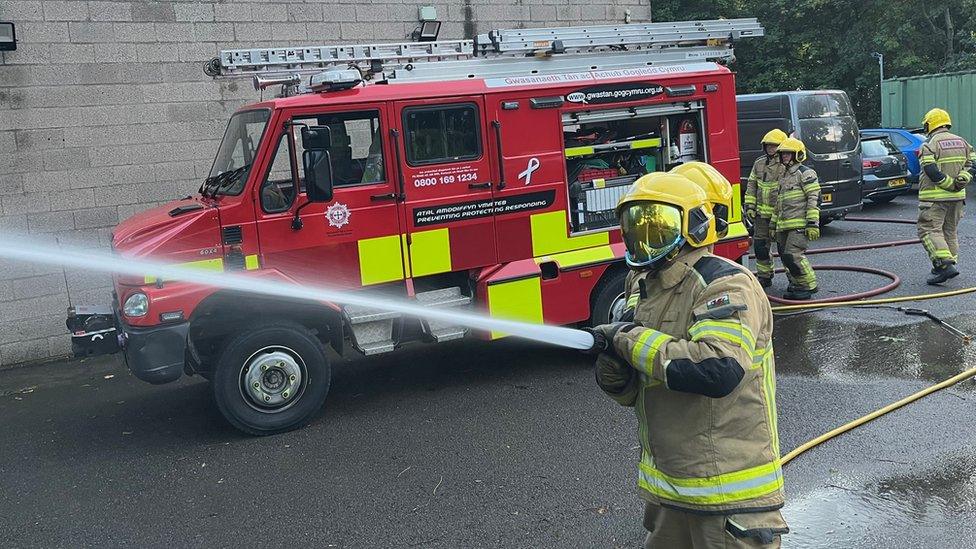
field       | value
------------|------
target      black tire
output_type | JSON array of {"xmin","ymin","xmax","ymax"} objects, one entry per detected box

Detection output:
[
  {"xmin": 586, "ymin": 267, "xmax": 629, "ymax": 326},
  {"xmin": 869, "ymin": 195, "xmax": 897, "ymax": 204},
  {"xmin": 819, "ymin": 217, "xmax": 833, "ymax": 227},
  {"xmin": 212, "ymin": 321, "xmax": 331, "ymax": 436}
]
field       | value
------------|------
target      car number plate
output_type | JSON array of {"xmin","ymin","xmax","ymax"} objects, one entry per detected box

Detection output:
[
  {"xmin": 888, "ymin": 178, "xmax": 906, "ymax": 187},
  {"xmin": 821, "ymin": 193, "xmax": 832, "ymax": 203}
]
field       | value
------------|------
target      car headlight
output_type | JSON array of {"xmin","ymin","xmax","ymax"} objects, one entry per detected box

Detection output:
[{"xmin": 123, "ymin": 292, "xmax": 149, "ymax": 317}]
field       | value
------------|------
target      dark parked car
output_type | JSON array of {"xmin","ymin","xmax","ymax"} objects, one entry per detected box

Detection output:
[
  {"xmin": 861, "ymin": 128, "xmax": 926, "ymax": 189},
  {"xmin": 859, "ymin": 133, "xmax": 910, "ymax": 203}
]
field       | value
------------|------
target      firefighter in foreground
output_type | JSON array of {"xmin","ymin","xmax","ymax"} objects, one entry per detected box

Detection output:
[
  {"xmin": 744, "ymin": 129, "xmax": 788, "ymax": 287},
  {"xmin": 917, "ymin": 108, "xmax": 976, "ymax": 284},
  {"xmin": 589, "ymin": 173, "xmax": 787, "ymax": 548},
  {"xmin": 772, "ymin": 138, "xmax": 820, "ymax": 300}
]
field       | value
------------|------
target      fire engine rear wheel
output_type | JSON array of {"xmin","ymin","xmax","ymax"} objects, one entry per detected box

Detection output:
[
  {"xmin": 212, "ymin": 321, "xmax": 331, "ymax": 436},
  {"xmin": 587, "ymin": 268, "xmax": 629, "ymax": 326}
]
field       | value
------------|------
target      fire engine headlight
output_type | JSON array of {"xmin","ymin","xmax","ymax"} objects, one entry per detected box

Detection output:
[{"xmin": 123, "ymin": 292, "xmax": 149, "ymax": 318}]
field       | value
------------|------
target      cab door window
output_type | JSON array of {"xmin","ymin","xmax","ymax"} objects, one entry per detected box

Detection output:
[
  {"xmin": 404, "ymin": 103, "xmax": 481, "ymax": 165},
  {"xmin": 261, "ymin": 134, "xmax": 298, "ymax": 213},
  {"xmin": 295, "ymin": 110, "xmax": 386, "ymax": 188},
  {"xmin": 260, "ymin": 110, "xmax": 386, "ymax": 213}
]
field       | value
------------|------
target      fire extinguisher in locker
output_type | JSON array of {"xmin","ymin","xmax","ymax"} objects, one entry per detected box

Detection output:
[{"xmin": 677, "ymin": 118, "xmax": 699, "ymax": 163}]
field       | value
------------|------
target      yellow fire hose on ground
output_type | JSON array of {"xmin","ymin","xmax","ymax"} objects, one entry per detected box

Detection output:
[{"xmin": 766, "ymin": 218, "xmax": 976, "ymax": 465}]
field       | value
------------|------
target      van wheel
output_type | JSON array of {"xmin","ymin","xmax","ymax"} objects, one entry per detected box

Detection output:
[
  {"xmin": 212, "ymin": 321, "xmax": 331, "ymax": 436},
  {"xmin": 819, "ymin": 217, "xmax": 833, "ymax": 227},
  {"xmin": 587, "ymin": 267, "xmax": 629, "ymax": 326}
]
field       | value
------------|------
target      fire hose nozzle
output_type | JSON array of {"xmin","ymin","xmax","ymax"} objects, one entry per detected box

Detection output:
[{"xmin": 581, "ymin": 327, "xmax": 609, "ymax": 355}]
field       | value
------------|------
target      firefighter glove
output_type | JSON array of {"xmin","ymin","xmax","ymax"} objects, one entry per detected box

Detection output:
[
  {"xmin": 584, "ymin": 322, "xmax": 637, "ymax": 354},
  {"xmin": 594, "ymin": 351, "xmax": 635, "ymax": 394},
  {"xmin": 954, "ymin": 169, "xmax": 973, "ymax": 191},
  {"xmin": 805, "ymin": 224, "xmax": 820, "ymax": 241},
  {"xmin": 745, "ymin": 207, "xmax": 756, "ymax": 222}
]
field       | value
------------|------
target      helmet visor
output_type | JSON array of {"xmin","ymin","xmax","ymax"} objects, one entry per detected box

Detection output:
[{"xmin": 619, "ymin": 202, "xmax": 683, "ymax": 265}]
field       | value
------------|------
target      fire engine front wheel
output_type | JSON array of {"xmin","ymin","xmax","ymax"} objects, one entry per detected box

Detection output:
[
  {"xmin": 587, "ymin": 268, "xmax": 629, "ymax": 326},
  {"xmin": 212, "ymin": 321, "xmax": 331, "ymax": 436}
]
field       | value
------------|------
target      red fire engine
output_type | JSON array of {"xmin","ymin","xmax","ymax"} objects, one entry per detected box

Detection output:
[{"xmin": 68, "ymin": 19, "xmax": 763, "ymax": 434}]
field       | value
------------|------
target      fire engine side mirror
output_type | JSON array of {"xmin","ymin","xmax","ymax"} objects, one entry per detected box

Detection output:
[
  {"xmin": 303, "ymin": 150, "xmax": 334, "ymax": 203},
  {"xmin": 301, "ymin": 125, "xmax": 332, "ymax": 150}
]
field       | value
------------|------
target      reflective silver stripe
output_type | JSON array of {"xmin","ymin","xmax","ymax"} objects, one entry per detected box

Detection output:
[{"xmin": 639, "ymin": 466, "xmax": 783, "ymax": 498}]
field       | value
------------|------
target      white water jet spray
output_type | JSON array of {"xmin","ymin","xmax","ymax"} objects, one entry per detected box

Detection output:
[{"xmin": 0, "ymin": 239, "xmax": 595, "ymax": 351}]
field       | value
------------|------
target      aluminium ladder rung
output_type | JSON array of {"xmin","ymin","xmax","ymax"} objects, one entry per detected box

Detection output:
[
  {"xmin": 385, "ymin": 48, "xmax": 731, "ymax": 84},
  {"xmin": 218, "ymin": 39, "xmax": 474, "ymax": 74},
  {"xmin": 477, "ymin": 19, "xmax": 763, "ymax": 54}
]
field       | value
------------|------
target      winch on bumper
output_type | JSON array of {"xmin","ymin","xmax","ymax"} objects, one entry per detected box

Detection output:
[{"xmin": 66, "ymin": 305, "xmax": 188, "ymax": 385}]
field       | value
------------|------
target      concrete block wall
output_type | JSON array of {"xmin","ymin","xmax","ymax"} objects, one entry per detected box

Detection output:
[{"xmin": 0, "ymin": 0, "xmax": 651, "ymax": 367}]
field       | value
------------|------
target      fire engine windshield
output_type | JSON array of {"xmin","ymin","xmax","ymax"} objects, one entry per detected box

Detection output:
[{"xmin": 206, "ymin": 109, "xmax": 271, "ymax": 196}]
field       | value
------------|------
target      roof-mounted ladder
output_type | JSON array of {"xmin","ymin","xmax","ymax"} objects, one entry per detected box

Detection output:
[{"xmin": 205, "ymin": 18, "xmax": 763, "ymax": 91}]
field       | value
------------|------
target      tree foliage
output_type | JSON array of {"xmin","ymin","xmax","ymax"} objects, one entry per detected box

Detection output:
[{"xmin": 654, "ymin": 0, "xmax": 976, "ymax": 127}]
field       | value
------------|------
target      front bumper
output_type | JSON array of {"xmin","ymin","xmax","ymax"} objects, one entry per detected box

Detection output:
[
  {"xmin": 67, "ymin": 303, "xmax": 188, "ymax": 384},
  {"xmin": 123, "ymin": 322, "xmax": 189, "ymax": 384}
]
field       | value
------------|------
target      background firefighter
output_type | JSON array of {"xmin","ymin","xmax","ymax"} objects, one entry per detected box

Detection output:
[
  {"xmin": 917, "ymin": 108, "xmax": 976, "ymax": 284},
  {"xmin": 589, "ymin": 173, "xmax": 787, "ymax": 548},
  {"xmin": 744, "ymin": 130, "xmax": 788, "ymax": 287},
  {"xmin": 771, "ymin": 138, "xmax": 820, "ymax": 300}
]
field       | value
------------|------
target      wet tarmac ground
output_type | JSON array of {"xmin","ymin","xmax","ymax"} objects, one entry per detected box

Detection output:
[{"xmin": 4, "ymin": 194, "xmax": 976, "ymax": 547}]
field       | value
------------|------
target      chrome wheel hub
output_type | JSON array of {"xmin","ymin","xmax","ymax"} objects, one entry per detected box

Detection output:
[
  {"xmin": 609, "ymin": 292, "xmax": 627, "ymax": 323},
  {"xmin": 241, "ymin": 347, "xmax": 304, "ymax": 411}
]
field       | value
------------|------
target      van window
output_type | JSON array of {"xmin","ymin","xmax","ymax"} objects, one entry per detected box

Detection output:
[
  {"xmin": 796, "ymin": 93, "xmax": 853, "ymax": 118},
  {"xmin": 404, "ymin": 103, "xmax": 481, "ymax": 165},
  {"xmin": 798, "ymin": 116, "xmax": 859, "ymax": 154},
  {"xmin": 739, "ymin": 120, "xmax": 789, "ymax": 152}
]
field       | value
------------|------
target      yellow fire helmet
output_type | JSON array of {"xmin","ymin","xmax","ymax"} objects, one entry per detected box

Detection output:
[
  {"xmin": 777, "ymin": 137, "xmax": 807, "ymax": 163},
  {"xmin": 669, "ymin": 161, "xmax": 734, "ymax": 239},
  {"xmin": 615, "ymin": 172, "xmax": 716, "ymax": 269},
  {"xmin": 923, "ymin": 108, "xmax": 952, "ymax": 133},
  {"xmin": 761, "ymin": 128, "xmax": 789, "ymax": 147}
]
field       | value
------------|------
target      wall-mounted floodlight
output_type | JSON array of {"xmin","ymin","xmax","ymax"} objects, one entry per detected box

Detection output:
[
  {"xmin": 0, "ymin": 22, "xmax": 16, "ymax": 51},
  {"xmin": 417, "ymin": 20, "xmax": 441, "ymax": 42}
]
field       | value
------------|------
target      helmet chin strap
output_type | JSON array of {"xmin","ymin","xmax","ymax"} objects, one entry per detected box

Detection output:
[{"xmin": 628, "ymin": 237, "xmax": 687, "ymax": 272}]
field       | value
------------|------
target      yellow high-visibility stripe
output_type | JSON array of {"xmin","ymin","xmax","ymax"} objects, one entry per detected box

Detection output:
[
  {"xmin": 534, "ymin": 244, "xmax": 615, "ymax": 269},
  {"xmin": 638, "ymin": 452, "xmax": 783, "ymax": 505},
  {"xmin": 409, "ymin": 228, "xmax": 452, "ymax": 277},
  {"xmin": 629, "ymin": 137, "xmax": 662, "ymax": 150},
  {"xmin": 631, "ymin": 329, "xmax": 672, "ymax": 377},
  {"xmin": 358, "ymin": 234, "xmax": 404, "ymax": 286},
  {"xmin": 730, "ymin": 183, "xmax": 743, "ymax": 223},
  {"xmin": 722, "ymin": 221, "xmax": 749, "ymax": 240},
  {"xmin": 920, "ymin": 187, "xmax": 965, "ymax": 201},
  {"xmin": 564, "ymin": 146, "xmax": 594, "ymax": 158},
  {"xmin": 689, "ymin": 319, "xmax": 756, "ymax": 355},
  {"xmin": 244, "ymin": 254, "xmax": 259, "ymax": 270},
  {"xmin": 530, "ymin": 210, "xmax": 609, "ymax": 257},
  {"xmin": 144, "ymin": 257, "xmax": 224, "ymax": 284},
  {"xmin": 487, "ymin": 276, "xmax": 543, "ymax": 339}
]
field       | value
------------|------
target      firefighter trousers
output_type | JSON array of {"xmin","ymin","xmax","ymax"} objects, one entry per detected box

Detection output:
[
  {"xmin": 642, "ymin": 503, "xmax": 787, "ymax": 549},
  {"xmin": 752, "ymin": 217, "xmax": 774, "ymax": 280},
  {"xmin": 775, "ymin": 229, "xmax": 816, "ymax": 290},
  {"xmin": 918, "ymin": 200, "xmax": 964, "ymax": 265}
]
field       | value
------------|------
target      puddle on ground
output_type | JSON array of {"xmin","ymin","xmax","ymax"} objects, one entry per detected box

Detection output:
[
  {"xmin": 774, "ymin": 312, "xmax": 976, "ymax": 386},
  {"xmin": 785, "ymin": 453, "xmax": 976, "ymax": 547}
]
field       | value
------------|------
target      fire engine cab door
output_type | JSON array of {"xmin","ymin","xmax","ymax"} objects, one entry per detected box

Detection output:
[
  {"xmin": 391, "ymin": 97, "xmax": 498, "ymax": 278},
  {"xmin": 252, "ymin": 105, "xmax": 409, "ymax": 291}
]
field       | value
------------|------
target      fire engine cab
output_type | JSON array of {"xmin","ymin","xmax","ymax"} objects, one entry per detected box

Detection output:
[{"xmin": 68, "ymin": 19, "xmax": 763, "ymax": 434}]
